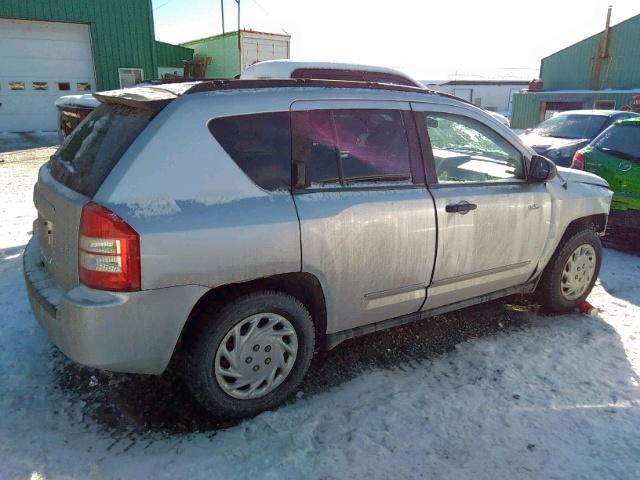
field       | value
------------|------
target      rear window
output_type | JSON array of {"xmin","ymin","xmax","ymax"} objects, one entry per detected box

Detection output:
[
  {"xmin": 592, "ymin": 124, "xmax": 640, "ymax": 161},
  {"xmin": 208, "ymin": 112, "xmax": 291, "ymax": 191},
  {"xmin": 49, "ymin": 105, "xmax": 152, "ymax": 197},
  {"xmin": 534, "ymin": 114, "xmax": 608, "ymax": 140}
]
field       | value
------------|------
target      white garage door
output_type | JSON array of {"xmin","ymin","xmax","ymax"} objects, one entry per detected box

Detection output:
[{"xmin": 0, "ymin": 18, "xmax": 97, "ymax": 132}]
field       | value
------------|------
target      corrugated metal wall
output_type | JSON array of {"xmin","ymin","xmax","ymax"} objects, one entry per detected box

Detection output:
[
  {"xmin": 182, "ymin": 32, "xmax": 241, "ymax": 78},
  {"xmin": 0, "ymin": 0, "xmax": 157, "ymax": 90},
  {"xmin": 511, "ymin": 91, "xmax": 639, "ymax": 129},
  {"xmin": 156, "ymin": 41, "xmax": 193, "ymax": 69},
  {"xmin": 541, "ymin": 14, "xmax": 640, "ymax": 90},
  {"xmin": 510, "ymin": 93, "xmax": 541, "ymax": 129}
]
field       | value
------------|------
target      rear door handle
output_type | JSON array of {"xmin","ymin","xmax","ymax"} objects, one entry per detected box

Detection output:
[{"xmin": 445, "ymin": 201, "xmax": 477, "ymax": 214}]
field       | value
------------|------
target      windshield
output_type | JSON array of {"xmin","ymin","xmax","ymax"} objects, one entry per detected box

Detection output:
[
  {"xmin": 49, "ymin": 104, "xmax": 152, "ymax": 197},
  {"xmin": 534, "ymin": 114, "xmax": 608, "ymax": 139},
  {"xmin": 592, "ymin": 124, "xmax": 640, "ymax": 161}
]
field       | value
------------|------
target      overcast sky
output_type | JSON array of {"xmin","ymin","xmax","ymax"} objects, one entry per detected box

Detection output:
[{"xmin": 152, "ymin": 0, "xmax": 639, "ymax": 80}]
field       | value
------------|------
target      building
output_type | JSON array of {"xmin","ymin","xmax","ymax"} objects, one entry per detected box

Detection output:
[
  {"xmin": 0, "ymin": 1, "xmax": 192, "ymax": 132},
  {"xmin": 182, "ymin": 30, "xmax": 291, "ymax": 78},
  {"xmin": 423, "ymin": 80, "xmax": 529, "ymax": 116},
  {"xmin": 511, "ymin": 12, "xmax": 640, "ymax": 129}
]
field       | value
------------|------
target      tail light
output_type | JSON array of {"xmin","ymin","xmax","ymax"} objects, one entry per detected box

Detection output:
[
  {"xmin": 79, "ymin": 202, "xmax": 141, "ymax": 291},
  {"xmin": 571, "ymin": 150, "xmax": 585, "ymax": 170}
]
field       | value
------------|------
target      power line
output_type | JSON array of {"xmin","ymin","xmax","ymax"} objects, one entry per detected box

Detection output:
[{"xmin": 153, "ymin": 0, "xmax": 175, "ymax": 11}]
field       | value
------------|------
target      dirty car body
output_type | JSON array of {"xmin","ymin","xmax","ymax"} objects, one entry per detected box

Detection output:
[{"xmin": 24, "ymin": 78, "xmax": 612, "ymax": 415}]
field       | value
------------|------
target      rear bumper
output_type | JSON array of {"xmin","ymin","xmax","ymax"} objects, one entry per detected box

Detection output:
[{"xmin": 23, "ymin": 237, "xmax": 208, "ymax": 374}]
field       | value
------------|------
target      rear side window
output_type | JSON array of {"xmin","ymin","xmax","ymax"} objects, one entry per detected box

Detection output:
[
  {"xmin": 49, "ymin": 105, "xmax": 152, "ymax": 197},
  {"xmin": 292, "ymin": 109, "xmax": 412, "ymax": 187},
  {"xmin": 208, "ymin": 112, "xmax": 291, "ymax": 191}
]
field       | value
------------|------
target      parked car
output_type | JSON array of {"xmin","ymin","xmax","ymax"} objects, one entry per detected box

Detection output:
[
  {"xmin": 572, "ymin": 117, "xmax": 640, "ymax": 228},
  {"xmin": 520, "ymin": 110, "xmax": 639, "ymax": 167},
  {"xmin": 241, "ymin": 59, "xmax": 424, "ymax": 87},
  {"xmin": 25, "ymin": 76, "xmax": 612, "ymax": 418},
  {"xmin": 54, "ymin": 94, "xmax": 100, "ymax": 140},
  {"xmin": 486, "ymin": 110, "xmax": 510, "ymax": 127}
]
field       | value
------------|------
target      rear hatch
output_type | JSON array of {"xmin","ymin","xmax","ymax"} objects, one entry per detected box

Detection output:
[{"xmin": 33, "ymin": 86, "xmax": 180, "ymax": 291}]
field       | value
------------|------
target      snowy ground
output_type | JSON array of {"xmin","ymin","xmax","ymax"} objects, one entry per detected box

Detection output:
[{"xmin": 1, "ymin": 145, "xmax": 640, "ymax": 479}]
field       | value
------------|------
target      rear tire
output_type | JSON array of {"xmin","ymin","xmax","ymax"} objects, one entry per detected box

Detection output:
[
  {"xmin": 536, "ymin": 229, "xmax": 602, "ymax": 312},
  {"xmin": 183, "ymin": 291, "xmax": 315, "ymax": 418}
]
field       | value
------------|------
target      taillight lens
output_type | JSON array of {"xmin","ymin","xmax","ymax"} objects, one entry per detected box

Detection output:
[
  {"xmin": 571, "ymin": 150, "xmax": 585, "ymax": 170},
  {"xmin": 79, "ymin": 202, "xmax": 141, "ymax": 291}
]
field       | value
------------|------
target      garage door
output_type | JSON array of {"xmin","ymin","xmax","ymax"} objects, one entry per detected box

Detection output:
[{"xmin": 0, "ymin": 18, "xmax": 97, "ymax": 132}]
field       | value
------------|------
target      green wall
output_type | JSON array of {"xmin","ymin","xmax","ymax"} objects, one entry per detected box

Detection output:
[
  {"xmin": 181, "ymin": 31, "xmax": 241, "ymax": 78},
  {"xmin": 0, "ymin": 0, "xmax": 157, "ymax": 90},
  {"xmin": 156, "ymin": 41, "xmax": 193, "ymax": 69},
  {"xmin": 511, "ymin": 91, "xmax": 640, "ymax": 129},
  {"xmin": 541, "ymin": 14, "xmax": 640, "ymax": 90}
]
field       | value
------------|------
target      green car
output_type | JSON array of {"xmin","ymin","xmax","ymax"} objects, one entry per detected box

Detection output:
[{"xmin": 572, "ymin": 117, "xmax": 640, "ymax": 212}]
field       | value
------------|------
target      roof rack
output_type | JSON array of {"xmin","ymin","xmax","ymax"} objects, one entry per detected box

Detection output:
[{"xmin": 183, "ymin": 78, "xmax": 473, "ymax": 106}]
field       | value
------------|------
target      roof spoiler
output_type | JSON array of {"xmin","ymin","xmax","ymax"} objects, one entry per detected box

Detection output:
[{"xmin": 93, "ymin": 86, "xmax": 178, "ymax": 113}]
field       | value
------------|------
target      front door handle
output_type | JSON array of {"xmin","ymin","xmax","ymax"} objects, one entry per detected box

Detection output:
[{"xmin": 445, "ymin": 201, "xmax": 477, "ymax": 214}]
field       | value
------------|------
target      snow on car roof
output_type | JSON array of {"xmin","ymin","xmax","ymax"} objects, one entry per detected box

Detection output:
[
  {"xmin": 241, "ymin": 60, "xmax": 422, "ymax": 86},
  {"xmin": 54, "ymin": 94, "xmax": 101, "ymax": 109}
]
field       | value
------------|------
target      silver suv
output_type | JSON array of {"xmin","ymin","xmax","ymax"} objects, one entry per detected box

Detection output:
[{"xmin": 25, "ymin": 78, "xmax": 612, "ymax": 417}]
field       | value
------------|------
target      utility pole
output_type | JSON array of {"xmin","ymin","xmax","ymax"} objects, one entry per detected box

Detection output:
[
  {"xmin": 221, "ymin": 0, "xmax": 225, "ymax": 34},
  {"xmin": 235, "ymin": 0, "xmax": 241, "ymax": 52}
]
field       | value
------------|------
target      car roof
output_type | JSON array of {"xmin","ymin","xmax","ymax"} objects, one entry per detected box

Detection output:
[
  {"xmin": 241, "ymin": 60, "xmax": 423, "ymax": 87},
  {"xmin": 555, "ymin": 109, "xmax": 624, "ymax": 117},
  {"xmin": 95, "ymin": 78, "xmax": 470, "ymax": 111},
  {"xmin": 617, "ymin": 116, "xmax": 640, "ymax": 126}
]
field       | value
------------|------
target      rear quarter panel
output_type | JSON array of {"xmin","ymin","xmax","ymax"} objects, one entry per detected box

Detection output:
[{"xmin": 94, "ymin": 92, "xmax": 302, "ymax": 290}]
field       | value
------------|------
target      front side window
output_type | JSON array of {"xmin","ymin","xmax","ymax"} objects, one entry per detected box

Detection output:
[
  {"xmin": 592, "ymin": 124, "xmax": 640, "ymax": 161},
  {"xmin": 292, "ymin": 108, "xmax": 412, "ymax": 187},
  {"xmin": 421, "ymin": 112, "xmax": 524, "ymax": 183},
  {"xmin": 209, "ymin": 112, "xmax": 291, "ymax": 191}
]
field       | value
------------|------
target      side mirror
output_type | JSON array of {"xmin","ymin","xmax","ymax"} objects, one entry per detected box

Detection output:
[{"xmin": 529, "ymin": 155, "xmax": 557, "ymax": 182}]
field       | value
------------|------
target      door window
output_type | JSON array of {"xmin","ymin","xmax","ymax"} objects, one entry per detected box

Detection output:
[
  {"xmin": 292, "ymin": 109, "xmax": 412, "ymax": 187},
  {"xmin": 420, "ymin": 112, "xmax": 524, "ymax": 183}
]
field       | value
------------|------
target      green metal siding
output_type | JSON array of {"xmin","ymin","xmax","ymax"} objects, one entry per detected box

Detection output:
[
  {"xmin": 511, "ymin": 90, "xmax": 640, "ymax": 129},
  {"xmin": 0, "ymin": 0, "xmax": 157, "ymax": 90},
  {"xmin": 181, "ymin": 32, "xmax": 241, "ymax": 78},
  {"xmin": 510, "ymin": 93, "xmax": 541, "ymax": 129},
  {"xmin": 156, "ymin": 41, "xmax": 193, "ymax": 69},
  {"xmin": 541, "ymin": 14, "xmax": 640, "ymax": 91}
]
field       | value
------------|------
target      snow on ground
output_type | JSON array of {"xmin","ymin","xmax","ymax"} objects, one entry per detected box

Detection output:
[{"xmin": 1, "ymin": 150, "xmax": 640, "ymax": 479}]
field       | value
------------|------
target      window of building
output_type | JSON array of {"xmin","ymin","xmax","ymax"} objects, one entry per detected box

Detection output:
[
  {"xmin": 208, "ymin": 112, "xmax": 292, "ymax": 191},
  {"xmin": 421, "ymin": 112, "xmax": 524, "ymax": 183},
  {"xmin": 9, "ymin": 82, "xmax": 24, "ymax": 91},
  {"xmin": 594, "ymin": 100, "xmax": 615, "ymax": 110},
  {"xmin": 76, "ymin": 82, "xmax": 91, "ymax": 91},
  {"xmin": 57, "ymin": 82, "xmax": 71, "ymax": 91},
  {"xmin": 32, "ymin": 82, "xmax": 48, "ymax": 90},
  {"xmin": 292, "ymin": 109, "xmax": 412, "ymax": 187},
  {"xmin": 118, "ymin": 68, "xmax": 144, "ymax": 88}
]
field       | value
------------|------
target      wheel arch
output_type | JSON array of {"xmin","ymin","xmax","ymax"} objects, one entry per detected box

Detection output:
[
  {"xmin": 174, "ymin": 272, "xmax": 328, "ymax": 360},
  {"xmin": 534, "ymin": 213, "xmax": 606, "ymax": 287}
]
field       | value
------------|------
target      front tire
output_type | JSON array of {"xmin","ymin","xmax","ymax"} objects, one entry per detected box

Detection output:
[
  {"xmin": 183, "ymin": 291, "xmax": 315, "ymax": 418},
  {"xmin": 537, "ymin": 229, "xmax": 602, "ymax": 312}
]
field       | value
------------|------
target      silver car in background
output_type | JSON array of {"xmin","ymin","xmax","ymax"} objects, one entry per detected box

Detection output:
[{"xmin": 25, "ymin": 76, "xmax": 612, "ymax": 418}]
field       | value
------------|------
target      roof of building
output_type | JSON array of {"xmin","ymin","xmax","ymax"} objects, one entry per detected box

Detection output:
[
  {"xmin": 543, "ymin": 13, "xmax": 640, "ymax": 60},
  {"xmin": 181, "ymin": 29, "xmax": 290, "ymax": 47}
]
